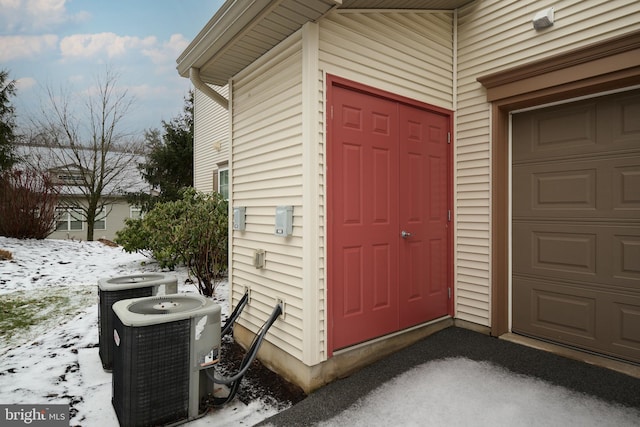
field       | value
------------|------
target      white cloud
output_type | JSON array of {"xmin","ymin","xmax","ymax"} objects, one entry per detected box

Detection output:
[
  {"xmin": 0, "ymin": 0, "xmax": 89, "ymax": 32},
  {"xmin": 59, "ymin": 33, "xmax": 156, "ymax": 59},
  {"xmin": 15, "ymin": 77, "xmax": 37, "ymax": 91},
  {"xmin": 142, "ymin": 33, "xmax": 190, "ymax": 65},
  {"xmin": 0, "ymin": 0, "xmax": 21, "ymax": 8},
  {"xmin": 25, "ymin": 0, "xmax": 66, "ymax": 19},
  {"xmin": 0, "ymin": 34, "xmax": 58, "ymax": 61}
]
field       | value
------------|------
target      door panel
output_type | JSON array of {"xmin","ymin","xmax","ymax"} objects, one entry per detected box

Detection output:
[
  {"xmin": 330, "ymin": 86, "xmax": 399, "ymax": 350},
  {"xmin": 329, "ymin": 82, "xmax": 451, "ymax": 352},
  {"xmin": 512, "ymin": 89, "xmax": 640, "ymax": 364},
  {"xmin": 399, "ymin": 104, "xmax": 449, "ymax": 327}
]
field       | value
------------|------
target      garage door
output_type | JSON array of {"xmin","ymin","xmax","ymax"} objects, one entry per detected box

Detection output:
[
  {"xmin": 512, "ymin": 88, "xmax": 640, "ymax": 364},
  {"xmin": 328, "ymin": 82, "xmax": 451, "ymax": 352}
]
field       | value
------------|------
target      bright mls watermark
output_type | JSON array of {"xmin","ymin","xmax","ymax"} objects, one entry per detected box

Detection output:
[{"xmin": 1, "ymin": 405, "xmax": 68, "ymax": 426}]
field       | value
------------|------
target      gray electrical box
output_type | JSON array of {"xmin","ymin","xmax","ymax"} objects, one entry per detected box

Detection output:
[
  {"xmin": 233, "ymin": 207, "xmax": 246, "ymax": 231},
  {"xmin": 274, "ymin": 205, "xmax": 293, "ymax": 237}
]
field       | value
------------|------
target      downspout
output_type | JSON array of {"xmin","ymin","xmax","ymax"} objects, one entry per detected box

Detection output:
[{"xmin": 189, "ymin": 67, "xmax": 229, "ymax": 109}]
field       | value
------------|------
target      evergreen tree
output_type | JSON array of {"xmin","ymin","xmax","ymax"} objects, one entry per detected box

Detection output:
[
  {"xmin": 130, "ymin": 91, "xmax": 194, "ymax": 211},
  {"xmin": 0, "ymin": 69, "xmax": 18, "ymax": 172}
]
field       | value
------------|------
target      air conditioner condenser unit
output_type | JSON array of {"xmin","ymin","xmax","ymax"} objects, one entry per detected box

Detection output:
[
  {"xmin": 98, "ymin": 273, "xmax": 178, "ymax": 371},
  {"xmin": 111, "ymin": 294, "xmax": 221, "ymax": 427}
]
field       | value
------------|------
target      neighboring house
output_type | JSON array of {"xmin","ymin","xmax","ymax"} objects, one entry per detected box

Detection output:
[
  {"xmin": 177, "ymin": 0, "xmax": 640, "ymax": 392},
  {"xmin": 16, "ymin": 144, "xmax": 149, "ymax": 241}
]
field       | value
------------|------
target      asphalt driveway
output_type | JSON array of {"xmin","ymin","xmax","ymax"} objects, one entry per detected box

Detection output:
[{"xmin": 259, "ymin": 327, "xmax": 640, "ymax": 426}]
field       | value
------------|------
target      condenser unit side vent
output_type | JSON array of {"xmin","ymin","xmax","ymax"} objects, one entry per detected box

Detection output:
[{"xmin": 112, "ymin": 316, "xmax": 191, "ymax": 426}]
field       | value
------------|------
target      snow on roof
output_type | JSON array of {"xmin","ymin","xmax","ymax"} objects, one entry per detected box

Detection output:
[{"xmin": 14, "ymin": 144, "xmax": 151, "ymax": 197}]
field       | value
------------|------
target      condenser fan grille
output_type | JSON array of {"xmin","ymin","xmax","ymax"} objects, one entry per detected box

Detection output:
[{"xmin": 128, "ymin": 296, "xmax": 205, "ymax": 315}]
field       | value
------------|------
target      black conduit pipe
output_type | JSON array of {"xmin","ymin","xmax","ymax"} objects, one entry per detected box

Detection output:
[
  {"xmin": 221, "ymin": 291, "xmax": 249, "ymax": 337},
  {"xmin": 207, "ymin": 301, "xmax": 283, "ymax": 406}
]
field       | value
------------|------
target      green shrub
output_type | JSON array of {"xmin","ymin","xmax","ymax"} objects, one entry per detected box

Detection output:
[
  {"xmin": 116, "ymin": 188, "xmax": 228, "ymax": 296},
  {"xmin": 114, "ymin": 218, "xmax": 152, "ymax": 258}
]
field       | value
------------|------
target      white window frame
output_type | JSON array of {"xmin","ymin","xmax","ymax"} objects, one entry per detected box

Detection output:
[
  {"xmin": 56, "ymin": 207, "xmax": 84, "ymax": 231},
  {"xmin": 129, "ymin": 205, "xmax": 144, "ymax": 220},
  {"xmin": 93, "ymin": 207, "xmax": 107, "ymax": 230},
  {"xmin": 218, "ymin": 166, "xmax": 229, "ymax": 200}
]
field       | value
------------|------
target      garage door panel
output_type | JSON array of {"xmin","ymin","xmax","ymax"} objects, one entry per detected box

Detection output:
[
  {"xmin": 613, "ymin": 302, "xmax": 640, "ymax": 352},
  {"xmin": 512, "ymin": 88, "xmax": 640, "ymax": 364},
  {"xmin": 512, "ymin": 102, "xmax": 597, "ymax": 161},
  {"xmin": 513, "ymin": 277, "xmax": 596, "ymax": 340},
  {"xmin": 513, "ymin": 167, "xmax": 596, "ymax": 212},
  {"xmin": 514, "ymin": 222, "xmax": 640, "ymax": 288},
  {"xmin": 614, "ymin": 234, "xmax": 640, "ymax": 281},
  {"xmin": 614, "ymin": 164, "xmax": 640, "ymax": 210},
  {"xmin": 514, "ymin": 157, "xmax": 640, "ymax": 219},
  {"xmin": 513, "ymin": 276, "xmax": 640, "ymax": 363},
  {"xmin": 597, "ymin": 90, "xmax": 640, "ymax": 146},
  {"xmin": 513, "ymin": 90, "xmax": 640, "ymax": 162}
]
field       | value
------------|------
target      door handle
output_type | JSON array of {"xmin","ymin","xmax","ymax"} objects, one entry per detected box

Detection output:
[{"xmin": 401, "ymin": 230, "xmax": 412, "ymax": 239}]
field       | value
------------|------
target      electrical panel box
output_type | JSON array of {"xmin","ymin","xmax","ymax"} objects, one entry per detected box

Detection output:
[
  {"xmin": 233, "ymin": 207, "xmax": 246, "ymax": 231},
  {"xmin": 274, "ymin": 205, "xmax": 293, "ymax": 237}
]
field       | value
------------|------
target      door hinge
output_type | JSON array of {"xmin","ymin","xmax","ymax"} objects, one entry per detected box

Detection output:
[
  {"xmin": 447, "ymin": 209, "xmax": 451, "ymax": 222},
  {"xmin": 448, "ymin": 287, "xmax": 451, "ymax": 299},
  {"xmin": 330, "ymin": 105, "xmax": 334, "ymax": 119},
  {"xmin": 447, "ymin": 132, "xmax": 451, "ymax": 144}
]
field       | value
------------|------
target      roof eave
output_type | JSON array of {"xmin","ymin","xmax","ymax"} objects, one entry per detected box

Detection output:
[{"xmin": 176, "ymin": 0, "xmax": 276, "ymax": 79}]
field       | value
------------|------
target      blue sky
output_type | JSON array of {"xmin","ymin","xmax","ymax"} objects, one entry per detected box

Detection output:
[{"xmin": 1, "ymin": 0, "xmax": 225, "ymax": 136}]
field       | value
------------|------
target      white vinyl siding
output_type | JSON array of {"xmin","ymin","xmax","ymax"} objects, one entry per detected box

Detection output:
[
  {"xmin": 231, "ymin": 33, "xmax": 305, "ymax": 362},
  {"xmin": 455, "ymin": 0, "xmax": 640, "ymax": 326},
  {"xmin": 319, "ymin": 11, "xmax": 454, "ymax": 110},
  {"xmin": 194, "ymin": 84, "xmax": 229, "ymax": 193}
]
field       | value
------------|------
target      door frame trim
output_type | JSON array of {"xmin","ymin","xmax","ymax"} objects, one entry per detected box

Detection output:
[
  {"xmin": 477, "ymin": 30, "xmax": 640, "ymax": 337},
  {"xmin": 326, "ymin": 74, "xmax": 454, "ymax": 355}
]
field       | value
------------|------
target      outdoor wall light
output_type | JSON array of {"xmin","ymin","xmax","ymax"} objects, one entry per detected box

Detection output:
[{"xmin": 532, "ymin": 7, "xmax": 554, "ymax": 30}]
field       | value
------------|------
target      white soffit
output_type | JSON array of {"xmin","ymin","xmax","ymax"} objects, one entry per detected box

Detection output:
[{"xmin": 177, "ymin": 0, "xmax": 474, "ymax": 86}]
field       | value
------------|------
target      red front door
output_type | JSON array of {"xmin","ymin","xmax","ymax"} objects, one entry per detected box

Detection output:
[
  {"xmin": 398, "ymin": 104, "xmax": 450, "ymax": 328},
  {"xmin": 328, "ymin": 78, "xmax": 451, "ymax": 352}
]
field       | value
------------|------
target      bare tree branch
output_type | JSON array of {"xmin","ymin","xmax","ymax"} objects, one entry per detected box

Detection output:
[{"xmin": 26, "ymin": 68, "xmax": 144, "ymax": 241}]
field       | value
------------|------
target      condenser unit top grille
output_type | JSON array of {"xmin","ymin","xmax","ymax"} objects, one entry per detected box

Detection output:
[
  {"xmin": 113, "ymin": 294, "xmax": 220, "ymax": 327},
  {"xmin": 98, "ymin": 273, "xmax": 175, "ymax": 291}
]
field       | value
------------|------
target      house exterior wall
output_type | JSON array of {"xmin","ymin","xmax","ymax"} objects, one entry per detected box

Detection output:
[
  {"xmin": 455, "ymin": 0, "xmax": 640, "ymax": 327},
  {"xmin": 319, "ymin": 11, "xmax": 454, "ymax": 110},
  {"xmin": 48, "ymin": 197, "xmax": 131, "ymax": 242},
  {"xmin": 207, "ymin": 0, "xmax": 640, "ymax": 392},
  {"xmin": 230, "ymin": 10, "xmax": 455, "ymax": 370},
  {"xmin": 230, "ymin": 33, "xmax": 306, "ymax": 362},
  {"xmin": 317, "ymin": 10, "xmax": 454, "ymax": 359},
  {"xmin": 194, "ymin": 84, "xmax": 229, "ymax": 193}
]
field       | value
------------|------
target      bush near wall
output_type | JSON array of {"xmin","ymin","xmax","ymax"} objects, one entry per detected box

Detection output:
[{"xmin": 116, "ymin": 188, "xmax": 228, "ymax": 297}]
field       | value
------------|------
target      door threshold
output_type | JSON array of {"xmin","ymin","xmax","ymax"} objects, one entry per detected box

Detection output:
[
  {"xmin": 500, "ymin": 332, "xmax": 640, "ymax": 379},
  {"xmin": 333, "ymin": 315, "xmax": 453, "ymax": 356}
]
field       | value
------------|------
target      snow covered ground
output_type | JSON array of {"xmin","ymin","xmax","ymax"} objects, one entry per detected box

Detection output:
[
  {"xmin": 0, "ymin": 236, "xmax": 281, "ymax": 426},
  {"xmin": 319, "ymin": 358, "xmax": 640, "ymax": 427},
  {"xmin": 1, "ymin": 236, "xmax": 639, "ymax": 427}
]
